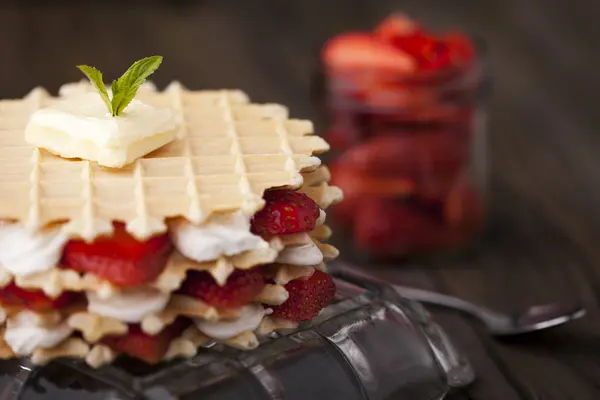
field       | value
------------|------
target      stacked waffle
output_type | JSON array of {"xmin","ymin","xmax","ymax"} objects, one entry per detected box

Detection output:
[{"xmin": 0, "ymin": 82, "xmax": 342, "ymax": 367}]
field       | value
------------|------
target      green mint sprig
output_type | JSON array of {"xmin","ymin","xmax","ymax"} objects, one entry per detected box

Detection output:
[{"xmin": 76, "ymin": 56, "xmax": 163, "ymax": 117}]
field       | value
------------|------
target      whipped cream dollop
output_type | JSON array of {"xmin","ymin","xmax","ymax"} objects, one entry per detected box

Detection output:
[
  {"xmin": 24, "ymin": 92, "xmax": 178, "ymax": 168},
  {"xmin": 0, "ymin": 222, "xmax": 69, "ymax": 277},
  {"xmin": 169, "ymin": 212, "xmax": 269, "ymax": 263},
  {"xmin": 316, "ymin": 209, "xmax": 326, "ymax": 225},
  {"xmin": 4, "ymin": 311, "xmax": 73, "ymax": 355},
  {"xmin": 195, "ymin": 304, "xmax": 270, "ymax": 340},
  {"xmin": 276, "ymin": 234, "xmax": 323, "ymax": 266},
  {"xmin": 87, "ymin": 287, "xmax": 170, "ymax": 323}
]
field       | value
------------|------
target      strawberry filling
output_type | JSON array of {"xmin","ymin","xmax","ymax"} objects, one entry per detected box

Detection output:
[
  {"xmin": 349, "ymin": 184, "xmax": 483, "ymax": 255},
  {"xmin": 322, "ymin": 14, "xmax": 477, "ymax": 119},
  {"xmin": 270, "ymin": 270, "xmax": 336, "ymax": 322},
  {"xmin": 61, "ymin": 222, "xmax": 173, "ymax": 287},
  {"xmin": 0, "ymin": 283, "xmax": 78, "ymax": 312},
  {"xmin": 5, "ymin": 190, "xmax": 331, "ymax": 321},
  {"xmin": 323, "ymin": 14, "xmax": 475, "ymax": 76},
  {"xmin": 251, "ymin": 190, "xmax": 320, "ymax": 237},
  {"xmin": 177, "ymin": 268, "xmax": 266, "ymax": 309},
  {"xmin": 101, "ymin": 317, "xmax": 190, "ymax": 364},
  {"xmin": 0, "ymin": 186, "xmax": 336, "ymax": 366}
]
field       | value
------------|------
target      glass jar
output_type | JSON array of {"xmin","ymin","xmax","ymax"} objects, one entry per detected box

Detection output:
[{"xmin": 321, "ymin": 36, "xmax": 487, "ymax": 259}]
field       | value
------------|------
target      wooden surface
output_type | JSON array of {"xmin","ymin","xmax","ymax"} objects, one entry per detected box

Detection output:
[{"xmin": 2, "ymin": 1, "xmax": 600, "ymax": 398}]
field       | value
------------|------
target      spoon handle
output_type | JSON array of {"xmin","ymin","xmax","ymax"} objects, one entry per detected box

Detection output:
[
  {"xmin": 332, "ymin": 262, "xmax": 502, "ymax": 321},
  {"xmin": 391, "ymin": 286, "xmax": 501, "ymax": 319}
]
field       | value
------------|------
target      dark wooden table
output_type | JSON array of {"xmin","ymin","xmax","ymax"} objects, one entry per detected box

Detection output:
[{"xmin": 2, "ymin": 1, "xmax": 600, "ymax": 398}]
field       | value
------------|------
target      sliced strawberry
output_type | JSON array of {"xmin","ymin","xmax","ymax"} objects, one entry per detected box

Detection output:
[
  {"xmin": 331, "ymin": 159, "xmax": 414, "ymax": 197},
  {"xmin": 338, "ymin": 133, "xmax": 468, "ymax": 185},
  {"xmin": 353, "ymin": 198, "xmax": 460, "ymax": 255},
  {"xmin": 251, "ymin": 190, "xmax": 320, "ymax": 237},
  {"xmin": 178, "ymin": 268, "xmax": 265, "ymax": 309},
  {"xmin": 101, "ymin": 318, "xmax": 189, "ymax": 364},
  {"xmin": 0, "ymin": 283, "xmax": 78, "ymax": 311},
  {"xmin": 361, "ymin": 81, "xmax": 439, "ymax": 110},
  {"xmin": 375, "ymin": 13, "xmax": 421, "ymax": 42},
  {"xmin": 442, "ymin": 32, "xmax": 476, "ymax": 68},
  {"xmin": 323, "ymin": 126, "xmax": 358, "ymax": 151},
  {"xmin": 61, "ymin": 222, "xmax": 173, "ymax": 287},
  {"xmin": 390, "ymin": 33, "xmax": 453, "ymax": 71},
  {"xmin": 329, "ymin": 159, "xmax": 414, "ymax": 230},
  {"xmin": 323, "ymin": 33, "xmax": 416, "ymax": 73},
  {"xmin": 270, "ymin": 270, "xmax": 336, "ymax": 322}
]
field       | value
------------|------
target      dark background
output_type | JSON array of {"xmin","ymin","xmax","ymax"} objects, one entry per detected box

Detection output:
[{"xmin": 3, "ymin": 1, "xmax": 600, "ymax": 399}]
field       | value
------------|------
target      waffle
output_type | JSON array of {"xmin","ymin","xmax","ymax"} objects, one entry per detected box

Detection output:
[
  {"xmin": 0, "ymin": 82, "xmax": 342, "ymax": 367},
  {"xmin": 66, "ymin": 262, "xmax": 310, "ymax": 341},
  {"xmin": 0, "ymin": 310, "xmax": 300, "ymax": 367},
  {"xmin": 9, "ymin": 232, "xmax": 276, "ymax": 296},
  {"xmin": 3, "ymin": 180, "xmax": 340, "ymax": 298},
  {"xmin": 0, "ymin": 83, "xmax": 329, "ymax": 241},
  {"xmin": 5, "ymin": 237, "xmax": 283, "ymax": 298},
  {"xmin": 86, "ymin": 314, "xmax": 298, "ymax": 368},
  {"xmin": 2, "ymin": 260, "xmax": 323, "ymax": 360},
  {"xmin": 0, "ymin": 264, "xmax": 324, "ymax": 366}
]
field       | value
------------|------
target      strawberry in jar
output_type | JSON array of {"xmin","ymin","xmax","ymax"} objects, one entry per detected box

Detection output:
[{"xmin": 321, "ymin": 13, "xmax": 486, "ymax": 258}]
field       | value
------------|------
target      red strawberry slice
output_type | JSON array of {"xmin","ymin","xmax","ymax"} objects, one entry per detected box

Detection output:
[
  {"xmin": 330, "ymin": 160, "xmax": 414, "ymax": 197},
  {"xmin": 376, "ymin": 14, "xmax": 475, "ymax": 73},
  {"xmin": 251, "ymin": 190, "xmax": 320, "ymax": 237},
  {"xmin": 323, "ymin": 127, "xmax": 357, "ymax": 151},
  {"xmin": 442, "ymin": 32, "xmax": 476, "ymax": 68},
  {"xmin": 375, "ymin": 13, "xmax": 421, "ymax": 42},
  {"xmin": 323, "ymin": 33, "xmax": 416, "ymax": 73},
  {"xmin": 390, "ymin": 33, "xmax": 453, "ymax": 71},
  {"xmin": 270, "ymin": 270, "xmax": 336, "ymax": 322},
  {"xmin": 338, "ymin": 133, "xmax": 468, "ymax": 185},
  {"xmin": 61, "ymin": 222, "xmax": 173, "ymax": 287},
  {"xmin": 101, "ymin": 318, "xmax": 189, "ymax": 364},
  {"xmin": 178, "ymin": 268, "xmax": 265, "ymax": 309},
  {"xmin": 0, "ymin": 283, "xmax": 78, "ymax": 311},
  {"xmin": 353, "ymin": 198, "xmax": 460, "ymax": 255},
  {"xmin": 329, "ymin": 160, "xmax": 414, "ymax": 230}
]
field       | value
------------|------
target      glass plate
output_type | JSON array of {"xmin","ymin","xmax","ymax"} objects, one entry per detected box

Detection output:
[{"xmin": 0, "ymin": 262, "xmax": 474, "ymax": 400}]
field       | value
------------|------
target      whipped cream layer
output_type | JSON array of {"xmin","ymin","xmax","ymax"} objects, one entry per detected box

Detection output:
[
  {"xmin": 276, "ymin": 234, "xmax": 323, "ymax": 266},
  {"xmin": 316, "ymin": 209, "xmax": 326, "ymax": 225},
  {"xmin": 0, "ymin": 222, "xmax": 69, "ymax": 277},
  {"xmin": 4, "ymin": 311, "xmax": 73, "ymax": 355},
  {"xmin": 169, "ymin": 212, "xmax": 269, "ymax": 263},
  {"xmin": 87, "ymin": 287, "xmax": 169, "ymax": 323},
  {"xmin": 195, "ymin": 304, "xmax": 270, "ymax": 340},
  {"xmin": 24, "ymin": 92, "xmax": 178, "ymax": 168}
]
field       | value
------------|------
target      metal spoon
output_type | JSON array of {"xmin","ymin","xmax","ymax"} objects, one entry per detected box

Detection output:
[
  {"xmin": 394, "ymin": 285, "xmax": 586, "ymax": 336},
  {"xmin": 332, "ymin": 263, "xmax": 586, "ymax": 336}
]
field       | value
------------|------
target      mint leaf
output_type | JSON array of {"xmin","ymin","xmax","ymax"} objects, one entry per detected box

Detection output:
[
  {"xmin": 76, "ymin": 65, "xmax": 112, "ymax": 114},
  {"xmin": 110, "ymin": 80, "xmax": 125, "ymax": 117},
  {"xmin": 111, "ymin": 56, "xmax": 163, "ymax": 116},
  {"xmin": 75, "ymin": 56, "xmax": 163, "ymax": 117}
]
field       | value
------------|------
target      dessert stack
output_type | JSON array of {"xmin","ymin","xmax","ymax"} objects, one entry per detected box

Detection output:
[{"xmin": 0, "ymin": 57, "xmax": 342, "ymax": 367}]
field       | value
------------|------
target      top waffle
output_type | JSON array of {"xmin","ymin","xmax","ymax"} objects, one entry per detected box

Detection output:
[{"xmin": 0, "ymin": 82, "xmax": 329, "ymax": 241}]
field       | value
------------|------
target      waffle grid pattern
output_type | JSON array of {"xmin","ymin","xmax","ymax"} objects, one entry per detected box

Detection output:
[
  {"xmin": 0, "ymin": 83, "xmax": 329, "ymax": 240},
  {"xmin": 0, "ymin": 84, "xmax": 342, "ymax": 367}
]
